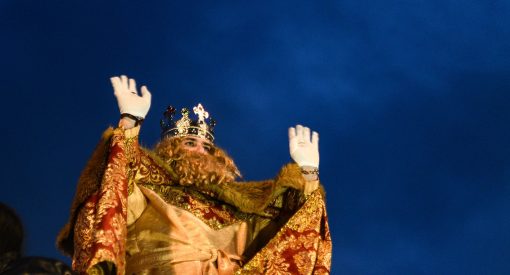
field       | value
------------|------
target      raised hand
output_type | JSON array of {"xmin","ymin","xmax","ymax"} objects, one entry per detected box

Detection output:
[
  {"xmin": 110, "ymin": 75, "xmax": 152, "ymax": 118},
  {"xmin": 288, "ymin": 125, "xmax": 319, "ymax": 168}
]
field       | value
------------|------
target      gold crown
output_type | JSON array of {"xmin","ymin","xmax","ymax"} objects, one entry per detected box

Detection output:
[{"xmin": 160, "ymin": 103, "xmax": 216, "ymax": 142}]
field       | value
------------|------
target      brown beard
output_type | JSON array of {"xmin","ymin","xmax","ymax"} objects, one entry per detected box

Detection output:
[{"xmin": 154, "ymin": 137, "xmax": 241, "ymax": 187}]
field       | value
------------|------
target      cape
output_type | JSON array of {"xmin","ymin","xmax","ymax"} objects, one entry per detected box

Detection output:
[{"xmin": 57, "ymin": 127, "xmax": 332, "ymax": 274}]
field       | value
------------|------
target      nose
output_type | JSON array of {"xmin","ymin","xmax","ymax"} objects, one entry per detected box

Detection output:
[{"xmin": 195, "ymin": 144, "xmax": 207, "ymax": 154}]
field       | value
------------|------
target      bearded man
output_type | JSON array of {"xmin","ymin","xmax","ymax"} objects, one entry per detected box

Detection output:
[{"xmin": 57, "ymin": 75, "xmax": 331, "ymax": 274}]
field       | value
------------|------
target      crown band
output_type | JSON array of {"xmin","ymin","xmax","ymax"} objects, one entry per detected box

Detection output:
[{"xmin": 162, "ymin": 126, "xmax": 214, "ymax": 142}]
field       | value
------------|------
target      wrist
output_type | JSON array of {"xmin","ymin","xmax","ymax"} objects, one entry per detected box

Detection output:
[
  {"xmin": 120, "ymin": 113, "xmax": 144, "ymax": 127},
  {"xmin": 300, "ymin": 166, "xmax": 319, "ymax": 181},
  {"xmin": 119, "ymin": 117, "xmax": 136, "ymax": 129}
]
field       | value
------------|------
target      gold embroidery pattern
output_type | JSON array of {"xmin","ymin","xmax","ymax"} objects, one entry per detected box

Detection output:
[
  {"xmin": 72, "ymin": 128, "xmax": 129, "ymax": 274},
  {"xmin": 124, "ymin": 136, "xmax": 138, "ymax": 164},
  {"xmin": 135, "ymin": 152, "xmax": 175, "ymax": 186},
  {"xmin": 141, "ymin": 184, "xmax": 253, "ymax": 230},
  {"xmin": 238, "ymin": 190, "xmax": 332, "ymax": 274},
  {"xmin": 125, "ymin": 136, "xmax": 139, "ymax": 195}
]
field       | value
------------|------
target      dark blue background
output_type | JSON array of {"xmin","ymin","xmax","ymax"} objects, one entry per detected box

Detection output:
[{"xmin": 1, "ymin": 1, "xmax": 509, "ymax": 274}]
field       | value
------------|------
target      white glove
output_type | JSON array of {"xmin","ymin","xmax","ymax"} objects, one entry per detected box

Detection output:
[
  {"xmin": 110, "ymin": 75, "xmax": 152, "ymax": 118},
  {"xmin": 288, "ymin": 125, "xmax": 319, "ymax": 168}
]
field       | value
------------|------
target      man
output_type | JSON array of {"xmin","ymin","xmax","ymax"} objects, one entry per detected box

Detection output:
[{"xmin": 57, "ymin": 75, "xmax": 331, "ymax": 274}]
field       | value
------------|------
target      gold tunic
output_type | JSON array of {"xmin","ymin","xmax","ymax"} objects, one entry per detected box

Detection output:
[{"xmin": 125, "ymin": 185, "xmax": 247, "ymax": 275}]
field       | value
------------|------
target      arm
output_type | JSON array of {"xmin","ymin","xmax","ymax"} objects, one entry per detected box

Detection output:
[
  {"xmin": 58, "ymin": 76, "xmax": 156, "ymax": 274},
  {"xmin": 110, "ymin": 75, "xmax": 152, "ymax": 224},
  {"xmin": 288, "ymin": 124, "xmax": 321, "ymax": 196}
]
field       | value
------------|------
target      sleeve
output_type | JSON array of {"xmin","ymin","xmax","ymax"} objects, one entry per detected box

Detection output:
[
  {"xmin": 66, "ymin": 125, "xmax": 153, "ymax": 275},
  {"xmin": 70, "ymin": 127, "xmax": 131, "ymax": 274},
  {"xmin": 57, "ymin": 127, "xmax": 115, "ymax": 258},
  {"xmin": 238, "ymin": 189, "xmax": 332, "ymax": 274}
]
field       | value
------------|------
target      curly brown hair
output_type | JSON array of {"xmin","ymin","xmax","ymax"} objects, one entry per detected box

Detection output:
[{"xmin": 154, "ymin": 137, "xmax": 241, "ymax": 187}]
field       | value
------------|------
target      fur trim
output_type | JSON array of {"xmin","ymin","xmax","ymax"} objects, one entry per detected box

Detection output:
[
  {"xmin": 209, "ymin": 163, "xmax": 307, "ymax": 214},
  {"xmin": 137, "ymin": 148, "xmax": 306, "ymax": 214}
]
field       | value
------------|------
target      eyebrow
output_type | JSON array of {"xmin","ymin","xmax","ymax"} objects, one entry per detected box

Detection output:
[{"xmin": 183, "ymin": 137, "xmax": 213, "ymax": 147}]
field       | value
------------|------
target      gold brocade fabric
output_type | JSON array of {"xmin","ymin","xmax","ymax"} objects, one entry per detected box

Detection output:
[
  {"xmin": 64, "ymin": 127, "xmax": 332, "ymax": 274},
  {"xmin": 238, "ymin": 190, "xmax": 332, "ymax": 274},
  {"xmin": 139, "ymin": 184, "xmax": 253, "ymax": 230},
  {"xmin": 72, "ymin": 128, "xmax": 129, "ymax": 274}
]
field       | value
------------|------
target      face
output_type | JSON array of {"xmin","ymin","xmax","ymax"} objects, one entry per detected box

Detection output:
[
  {"xmin": 154, "ymin": 135, "xmax": 241, "ymax": 186},
  {"xmin": 180, "ymin": 136, "xmax": 215, "ymax": 155}
]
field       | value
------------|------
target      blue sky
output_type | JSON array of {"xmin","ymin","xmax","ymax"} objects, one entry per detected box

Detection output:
[{"xmin": 1, "ymin": 1, "xmax": 509, "ymax": 274}]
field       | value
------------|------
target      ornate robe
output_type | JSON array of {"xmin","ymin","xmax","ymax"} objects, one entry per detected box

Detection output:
[{"xmin": 57, "ymin": 127, "xmax": 332, "ymax": 274}]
